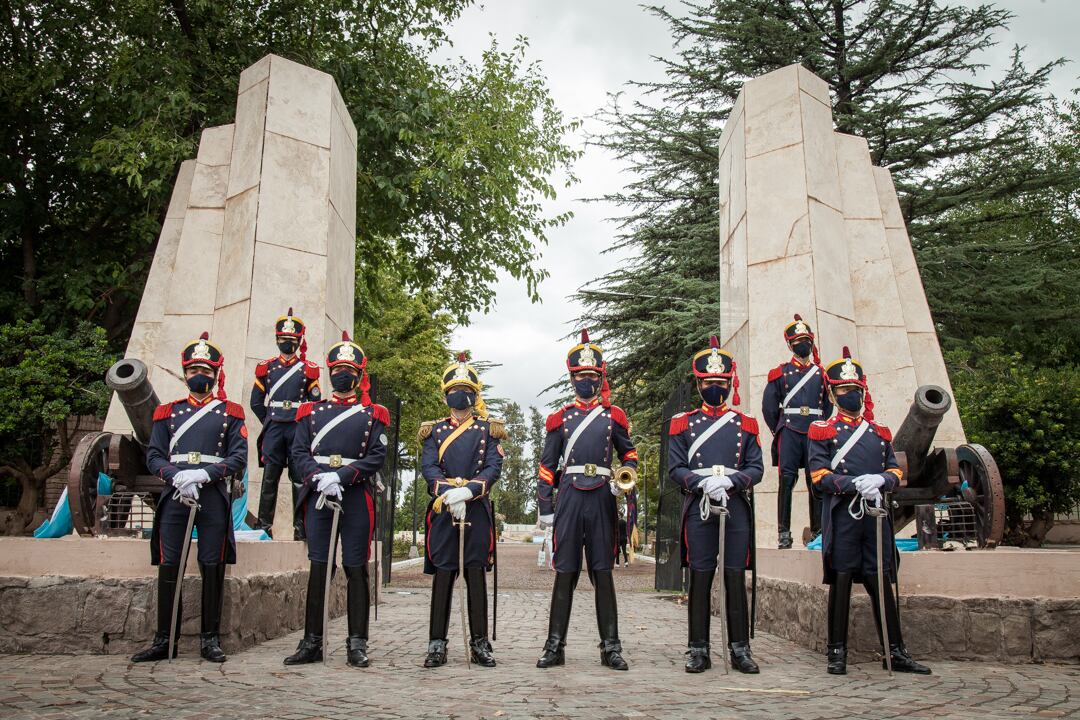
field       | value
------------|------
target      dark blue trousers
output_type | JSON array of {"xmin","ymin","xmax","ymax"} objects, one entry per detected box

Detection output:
[
  {"xmin": 303, "ymin": 483, "xmax": 373, "ymax": 566},
  {"xmin": 552, "ymin": 483, "xmax": 617, "ymax": 573},
  {"xmin": 424, "ymin": 497, "xmax": 493, "ymax": 573},
  {"xmin": 155, "ymin": 486, "xmax": 233, "ymax": 565},
  {"xmin": 681, "ymin": 493, "xmax": 752, "ymax": 571}
]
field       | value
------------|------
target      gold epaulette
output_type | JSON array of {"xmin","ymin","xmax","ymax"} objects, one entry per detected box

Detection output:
[
  {"xmin": 417, "ymin": 420, "xmax": 436, "ymax": 443},
  {"xmin": 488, "ymin": 417, "xmax": 507, "ymax": 439}
]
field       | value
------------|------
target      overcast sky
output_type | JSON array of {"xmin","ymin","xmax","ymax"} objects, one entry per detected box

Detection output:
[{"xmin": 444, "ymin": 0, "xmax": 1078, "ymax": 416}]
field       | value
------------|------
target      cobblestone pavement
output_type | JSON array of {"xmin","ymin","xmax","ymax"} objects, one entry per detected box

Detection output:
[{"xmin": 1, "ymin": 544, "xmax": 1078, "ymax": 719}]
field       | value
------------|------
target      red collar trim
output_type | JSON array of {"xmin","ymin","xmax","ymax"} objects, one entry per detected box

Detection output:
[
  {"xmin": 838, "ymin": 413, "xmax": 862, "ymax": 426},
  {"xmin": 331, "ymin": 394, "xmax": 359, "ymax": 406},
  {"xmin": 791, "ymin": 356, "xmax": 813, "ymax": 368},
  {"xmin": 187, "ymin": 394, "xmax": 214, "ymax": 407},
  {"xmin": 278, "ymin": 355, "xmax": 298, "ymax": 365},
  {"xmin": 700, "ymin": 403, "xmax": 730, "ymax": 417},
  {"xmin": 448, "ymin": 413, "xmax": 473, "ymax": 427},
  {"xmin": 574, "ymin": 398, "xmax": 600, "ymax": 410}
]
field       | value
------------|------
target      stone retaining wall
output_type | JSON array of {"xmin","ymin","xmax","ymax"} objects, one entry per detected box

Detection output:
[
  {"xmin": 0, "ymin": 572, "xmax": 348, "ymax": 656},
  {"xmin": 750, "ymin": 576, "xmax": 1080, "ymax": 664}
]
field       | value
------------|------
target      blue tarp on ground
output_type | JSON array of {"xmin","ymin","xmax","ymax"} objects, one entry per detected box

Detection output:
[{"xmin": 805, "ymin": 534, "xmax": 919, "ymax": 552}]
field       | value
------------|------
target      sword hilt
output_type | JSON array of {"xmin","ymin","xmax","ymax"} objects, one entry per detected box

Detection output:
[
  {"xmin": 172, "ymin": 491, "xmax": 201, "ymax": 510},
  {"xmin": 316, "ymin": 492, "xmax": 342, "ymax": 512}
]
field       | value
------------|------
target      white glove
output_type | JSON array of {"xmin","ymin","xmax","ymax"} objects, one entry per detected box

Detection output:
[
  {"xmin": 862, "ymin": 487, "xmax": 883, "ymax": 506},
  {"xmin": 172, "ymin": 470, "xmax": 199, "ymax": 492},
  {"xmin": 609, "ymin": 480, "xmax": 621, "ymax": 496},
  {"xmin": 315, "ymin": 472, "xmax": 343, "ymax": 500},
  {"xmin": 190, "ymin": 468, "xmax": 211, "ymax": 486},
  {"xmin": 539, "ymin": 514, "xmax": 555, "ymax": 528},
  {"xmin": 700, "ymin": 475, "xmax": 733, "ymax": 500},
  {"xmin": 442, "ymin": 487, "xmax": 473, "ymax": 506},
  {"xmin": 854, "ymin": 474, "xmax": 885, "ymax": 496},
  {"xmin": 448, "ymin": 500, "xmax": 468, "ymax": 520},
  {"xmin": 176, "ymin": 481, "xmax": 200, "ymax": 500}
]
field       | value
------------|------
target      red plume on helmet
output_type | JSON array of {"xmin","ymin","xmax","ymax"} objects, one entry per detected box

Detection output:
[
  {"xmin": 342, "ymin": 330, "xmax": 350, "ymax": 342},
  {"xmin": 581, "ymin": 328, "xmax": 590, "ymax": 343},
  {"xmin": 842, "ymin": 345, "xmax": 851, "ymax": 358},
  {"xmin": 731, "ymin": 360, "xmax": 741, "ymax": 406},
  {"xmin": 458, "ymin": 351, "xmax": 468, "ymax": 363},
  {"xmin": 709, "ymin": 335, "xmax": 719, "ymax": 349}
]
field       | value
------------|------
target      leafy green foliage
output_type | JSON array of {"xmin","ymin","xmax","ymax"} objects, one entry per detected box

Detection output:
[
  {"xmin": 948, "ymin": 339, "xmax": 1080, "ymax": 546},
  {"xmin": 490, "ymin": 402, "xmax": 532, "ymax": 524},
  {"xmin": 0, "ymin": 321, "xmax": 115, "ymax": 532},
  {"xmin": 576, "ymin": 0, "xmax": 1062, "ymax": 434},
  {"xmin": 1, "ymin": 0, "xmax": 578, "ymax": 341}
]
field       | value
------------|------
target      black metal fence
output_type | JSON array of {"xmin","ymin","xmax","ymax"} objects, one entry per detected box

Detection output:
[
  {"xmin": 369, "ymin": 375, "xmax": 403, "ymax": 586},
  {"xmin": 654, "ymin": 380, "xmax": 698, "ymax": 592}
]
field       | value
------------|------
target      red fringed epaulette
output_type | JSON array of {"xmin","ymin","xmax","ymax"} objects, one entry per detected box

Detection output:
[
  {"xmin": 296, "ymin": 402, "xmax": 315, "ymax": 420},
  {"xmin": 255, "ymin": 359, "xmax": 270, "ymax": 379},
  {"xmin": 808, "ymin": 420, "xmax": 836, "ymax": 441},
  {"xmin": 304, "ymin": 360, "xmax": 320, "ymax": 379},
  {"xmin": 767, "ymin": 365, "xmax": 784, "ymax": 383},
  {"xmin": 739, "ymin": 413, "xmax": 759, "ymax": 435},
  {"xmin": 546, "ymin": 409, "xmax": 565, "ymax": 432},
  {"xmin": 609, "ymin": 405, "xmax": 630, "ymax": 429},
  {"xmin": 225, "ymin": 401, "xmax": 245, "ymax": 419},
  {"xmin": 668, "ymin": 411, "xmax": 691, "ymax": 435},
  {"xmin": 152, "ymin": 402, "xmax": 175, "ymax": 421},
  {"xmin": 870, "ymin": 421, "xmax": 892, "ymax": 442},
  {"xmin": 371, "ymin": 403, "xmax": 391, "ymax": 426}
]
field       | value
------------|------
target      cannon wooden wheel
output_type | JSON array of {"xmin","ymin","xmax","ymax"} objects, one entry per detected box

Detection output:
[
  {"xmin": 66, "ymin": 431, "xmax": 112, "ymax": 535},
  {"xmin": 956, "ymin": 443, "xmax": 1005, "ymax": 547}
]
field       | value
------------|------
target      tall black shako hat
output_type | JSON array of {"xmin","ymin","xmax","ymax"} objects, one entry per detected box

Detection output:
[
  {"xmin": 825, "ymin": 346, "xmax": 875, "ymax": 420},
  {"xmin": 275, "ymin": 307, "xmax": 307, "ymax": 361},
  {"xmin": 566, "ymin": 329, "xmax": 611, "ymax": 407},
  {"xmin": 181, "ymin": 331, "xmax": 228, "ymax": 400},
  {"xmin": 691, "ymin": 335, "xmax": 741, "ymax": 406},
  {"xmin": 327, "ymin": 330, "xmax": 372, "ymax": 405},
  {"xmin": 783, "ymin": 313, "xmax": 821, "ymax": 365}
]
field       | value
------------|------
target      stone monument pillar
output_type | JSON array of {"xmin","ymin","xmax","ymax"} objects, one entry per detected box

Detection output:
[
  {"xmin": 717, "ymin": 64, "xmax": 964, "ymax": 547},
  {"xmin": 105, "ymin": 55, "xmax": 358, "ymax": 539}
]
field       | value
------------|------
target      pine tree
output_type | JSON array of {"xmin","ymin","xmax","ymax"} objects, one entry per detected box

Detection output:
[{"xmin": 578, "ymin": 0, "xmax": 1064, "ymax": 432}]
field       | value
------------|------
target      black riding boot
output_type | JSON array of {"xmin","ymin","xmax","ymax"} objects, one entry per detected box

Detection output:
[
  {"xmin": 777, "ymin": 473, "xmax": 796, "ymax": 549},
  {"xmin": 593, "ymin": 570, "xmax": 628, "ymax": 671},
  {"xmin": 864, "ymin": 578, "xmax": 931, "ymax": 674},
  {"xmin": 257, "ymin": 464, "xmax": 284, "ymax": 534},
  {"xmin": 424, "ymin": 570, "xmax": 455, "ymax": 668},
  {"xmin": 685, "ymin": 569, "xmax": 714, "ymax": 673},
  {"xmin": 132, "ymin": 565, "xmax": 181, "ymax": 662},
  {"xmin": 725, "ymin": 569, "xmax": 759, "ymax": 673},
  {"xmin": 465, "ymin": 567, "xmax": 495, "ymax": 667},
  {"xmin": 826, "ymin": 572, "xmax": 852, "ymax": 674},
  {"xmin": 284, "ymin": 562, "xmax": 326, "ymax": 664},
  {"xmin": 805, "ymin": 477, "xmax": 823, "ymax": 540},
  {"xmin": 343, "ymin": 565, "xmax": 370, "ymax": 667},
  {"xmin": 199, "ymin": 563, "xmax": 227, "ymax": 662},
  {"xmin": 287, "ymin": 465, "xmax": 306, "ymax": 540},
  {"xmin": 536, "ymin": 571, "xmax": 578, "ymax": 668}
]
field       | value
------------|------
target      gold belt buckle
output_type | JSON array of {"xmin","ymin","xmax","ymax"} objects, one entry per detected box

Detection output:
[
  {"xmin": 283, "ymin": 400, "xmax": 293, "ymax": 410},
  {"xmin": 712, "ymin": 464, "xmax": 725, "ymax": 477},
  {"xmin": 187, "ymin": 451, "xmax": 201, "ymax": 464},
  {"xmin": 800, "ymin": 406, "xmax": 810, "ymax": 416},
  {"xmin": 584, "ymin": 463, "xmax": 597, "ymax": 477},
  {"xmin": 329, "ymin": 454, "xmax": 342, "ymax": 468}
]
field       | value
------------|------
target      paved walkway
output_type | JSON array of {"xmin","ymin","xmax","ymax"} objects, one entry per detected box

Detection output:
[{"xmin": 1, "ymin": 544, "xmax": 1078, "ymax": 719}]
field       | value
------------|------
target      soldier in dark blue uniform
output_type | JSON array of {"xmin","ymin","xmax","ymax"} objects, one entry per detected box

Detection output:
[
  {"xmin": 535, "ymin": 330, "xmax": 638, "ymax": 672},
  {"xmin": 284, "ymin": 332, "xmax": 390, "ymax": 668},
  {"xmin": 132, "ymin": 332, "xmax": 247, "ymax": 663},
  {"xmin": 419, "ymin": 353, "xmax": 504, "ymax": 668},
  {"xmin": 251, "ymin": 308, "xmax": 321, "ymax": 538},
  {"xmin": 669, "ymin": 337, "xmax": 763, "ymax": 673},
  {"xmin": 762, "ymin": 314, "xmax": 831, "ymax": 549},
  {"xmin": 808, "ymin": 347, "xmax": 930, "ymax": 676}
]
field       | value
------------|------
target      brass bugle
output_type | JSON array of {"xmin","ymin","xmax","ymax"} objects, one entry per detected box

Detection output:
[{"xmin": 614, "ymin": 465, "xmax": 637, "ymax": 494}]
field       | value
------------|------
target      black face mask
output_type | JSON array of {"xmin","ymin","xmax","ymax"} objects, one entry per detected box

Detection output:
[
  {"xmin": 792, "ymin": 341, "xmax": 812, "ymax": 358},
  {"xmin": 331, "ymin": 371, "xmax": 358, "ymax": 392},
  {"xmin": 700, "ymin": 384, "xmax": 729, "ymax": 406},
  {"xmin": 186, "ymin": 373, "xmax": 214, "ymax": 394},
  {"xmin": 277, "ymin": 339, "xmax": 298, "ymax": 355},
  {"xmin": 573, "ymin": 378, "xmax": 600, "ymax": 399},
  {"xmin": 446, "ymin": 390, "xmax": 475, "ymax": 410},
  {"xmin": 835, "ymin": 390, "xmax": 863, "ymax": 413}
]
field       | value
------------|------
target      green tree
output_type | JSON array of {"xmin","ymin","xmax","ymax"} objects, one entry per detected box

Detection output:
[
  {"xmin": 1, "ymin": 0, "xmax": 578, "ymax": 340},
  {"xmin": 395, "ymin": 474, "xmax": 428, "ymax": 540},
  {"xmin": 577, "ymin": 0, "xmax": 1062, "ymax": 434},
  {"xmin": 948, "ymin": 339, "xmax": 1080, "ymax": 547},
  {"xmin": 0, "ymin": 321, "xmax": 115, "ymax": 534},
  {"xmin": 490, "ymin": 402, "xmax": 531, "ymax": 523}
]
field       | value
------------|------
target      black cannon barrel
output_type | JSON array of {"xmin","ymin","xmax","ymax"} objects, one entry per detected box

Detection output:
[
  {"xmin": 892, "ymin": 385, "xmax": 952, "ymax": 485},
  {"xmin": 105, "ymin": 358, "xmax": 160, "ymax": 446}
]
